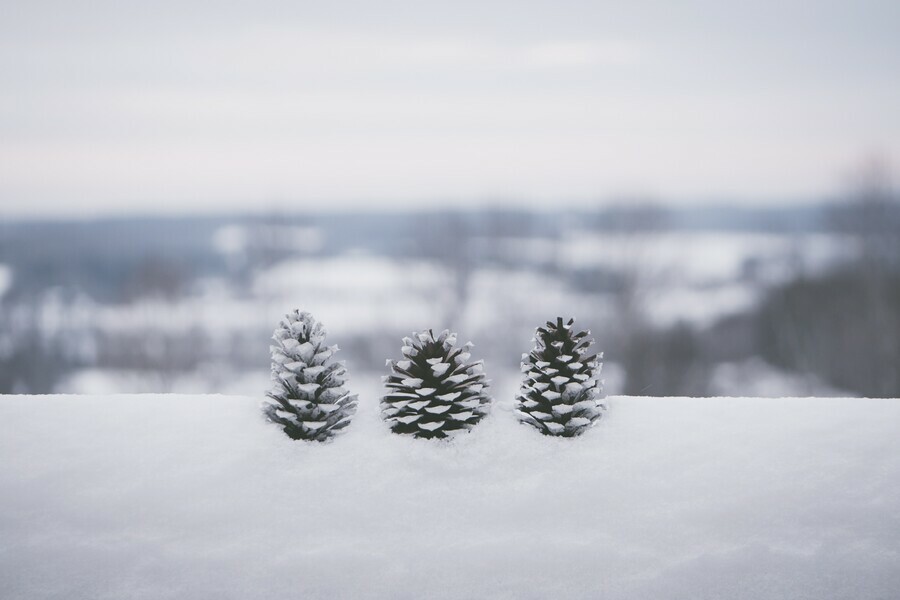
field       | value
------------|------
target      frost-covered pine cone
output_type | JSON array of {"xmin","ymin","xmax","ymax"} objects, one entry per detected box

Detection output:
[
  {"xmin": 264, "ymin": 310, "xmax": 358, "ymax": 441},
  {"xmin": 515, "ymin": 317, "xmax": 604, "ymax": 436},
  {"xmin": 381, "ymin": 329, "xmax": 491, "ymax": 439}
]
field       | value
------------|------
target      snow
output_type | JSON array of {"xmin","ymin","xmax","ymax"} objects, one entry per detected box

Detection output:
[
  {"xmin": 431, "ymin": 362, "xmax": 451, "ymax": 376},
  {"xmin": 709, "ymin": 358, "xmax": 852, "ymax": 398},
  {"xmin": 26, "ymin": 255, "xmax": 447, "ymax": 352},
  {"xmin": 645, "ymin": 282, "xmax": 759, "ymax": 328},
  {"xmin": 254, "ymin": 255, "xmax": 444, "ymax": 302},
  {"xmin": 557, "ymin": 232, "xmax": 847, "ymax": 285},
  {"xmin": 213, "ymin": 224, "xmax": 325, "ymax": 255},
  {"xmin": 56, "ymin": 367, "xmax": 270, "ymax": 396},
  {"xmin": 2, "ymin": 392, "xmax": 899, "ymax": 599},
  {"xmin": 211, "ymin": 224, "xmax": 249, "ymax": 255}
]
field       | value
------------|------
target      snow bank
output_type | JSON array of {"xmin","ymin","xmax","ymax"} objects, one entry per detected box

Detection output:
[{"xmin": 1, "ymin": 393, "xmax": 899, "ymax": 599}]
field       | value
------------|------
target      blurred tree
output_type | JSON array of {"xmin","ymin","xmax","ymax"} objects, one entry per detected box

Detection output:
[
  {"xmin": 827, "ymin": 156, "xmax": 900, "ymax": 270},
  {"xmin": 0, "ymin": 304, "xmax": 71, "ymax": 393},
  {"xmin": 411, "ymin": 211, "xmax": 474, "ymax": 327},
  {"xmin": 758, "ymin": 270, "xmax": 900, "ymax": 397},
  {"xmin": 760, "ymin": 157, "xmax": 900, "ymax": 397},
  {"xmin": 620, "ymin": 323, "xmax": 709, "ymax": 396},
  {"xmin": 591, "ymin": 202, "xmax": 710, "ymax": 396},
  {"xmin": 122, "ymin": 256, "xmax": 187, "ymax": 301}
]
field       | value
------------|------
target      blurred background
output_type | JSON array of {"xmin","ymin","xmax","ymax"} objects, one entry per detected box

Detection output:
[{"xmin": 1, "ymin": 1, "xmax": 898, "ymax": 397}]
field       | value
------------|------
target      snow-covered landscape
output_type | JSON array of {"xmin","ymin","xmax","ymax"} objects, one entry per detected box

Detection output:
[
  {"xmin": 0, "ymin": 213, "xmax": 872, "ymax": 399},
  {"xmin": 2, "ymin": 390, "xmax": 899, "ymax": 599},
  {"xmin": 2, "ymin": 2, "xmax": 900, "ymax": 598}
]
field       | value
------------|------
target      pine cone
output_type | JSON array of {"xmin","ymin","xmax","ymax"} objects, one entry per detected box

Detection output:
[
  {"xmin": 515, "ymin": 317, "xmax": 604, "ymax": 436},
  {"xmin": 382, "ymin": 329, "xmax": 491, "ymax": 439},
  {"xmin": 264, "ymin": 310, "xmax": 357, "ymax": 441}
]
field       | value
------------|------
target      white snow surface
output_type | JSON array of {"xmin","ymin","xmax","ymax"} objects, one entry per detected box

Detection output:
[{"xmin": 1, "ymin": 393, "xmax": 899, "ymax": 599}]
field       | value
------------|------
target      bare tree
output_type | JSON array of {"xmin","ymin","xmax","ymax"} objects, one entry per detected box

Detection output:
[
  {"xmin": 412, "ymin": 211, "xmax": 474, "ymax": 328},
  {"xmin": 829, "ymin": 155, "xmax": 900, "ymax": 270},
  {"xmin": 761, "ymin": 155, "xmax": 900, "ymax": 396},
  {"xmin": 832, "ymin": 156, "xmax": 900, "ymax": 396}
]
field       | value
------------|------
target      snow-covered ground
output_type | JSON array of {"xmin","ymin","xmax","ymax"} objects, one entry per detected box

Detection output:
[{"xmin": 2, "ymin": 392, "xmax": 898, "ymax": 599}]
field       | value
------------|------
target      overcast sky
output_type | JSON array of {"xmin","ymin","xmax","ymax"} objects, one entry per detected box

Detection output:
[{"xmin": 1, "ymin": 0, "xmax": 898, "ymax": 217}]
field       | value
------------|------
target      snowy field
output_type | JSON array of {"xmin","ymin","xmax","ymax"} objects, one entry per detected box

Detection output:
[
  {"xmin": 2, "ymin": 226, "xmax": 856, "ymax": 397},
  {"xmin": 2, "ymin": 392, "xmax": 899, "ymax": 599}
]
